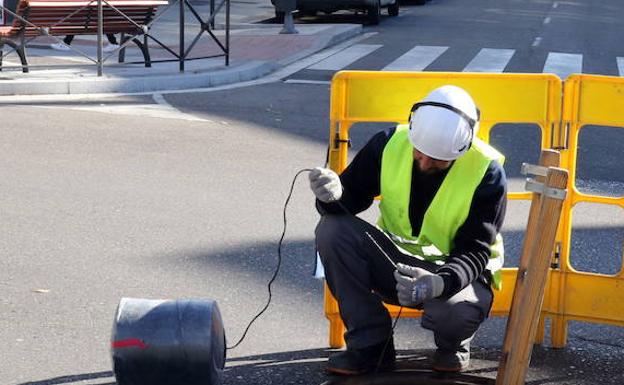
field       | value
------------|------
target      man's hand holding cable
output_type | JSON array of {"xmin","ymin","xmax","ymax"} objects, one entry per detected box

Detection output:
[
  {"xmin": 394, "ymin": 263, "xmax": 445, "ymax": 307},
  {"xmin": 309, "ymin": 167, "xmax": 343, "ymax": 203}
]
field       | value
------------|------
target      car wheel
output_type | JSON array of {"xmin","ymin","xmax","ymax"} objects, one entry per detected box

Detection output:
[
  {"xmin": 366, "ymin": 0, "xmax": 380, "ymax": 25},
  {"xmin": 299, "ymin": 10, "xmax": 317, "ymax": 17},
  {"xmin": 388, "ymin": 0, "xmax": 399, "ymax": 16},
  {"xmin": 414, "ymin": 0, "xmax": 426, "ymax": 5}
]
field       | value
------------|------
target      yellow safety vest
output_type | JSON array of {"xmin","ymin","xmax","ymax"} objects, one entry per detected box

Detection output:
[{"xmin": 377, "ymin": 124, "xmax": 505, "ymax": 290}]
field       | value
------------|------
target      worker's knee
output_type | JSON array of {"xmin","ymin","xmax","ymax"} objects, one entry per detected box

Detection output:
[
  {"xmin": 315, "ymin": 215, "xmax": 352, "ymax": 248},
  {"xmin": 315, "ymin": 215, "xmax": 341, "ymax": 243},
  {"xmin": 315, "ymin": 215, "xmax": 361, "ymax": 268},
  {"xmin": 422, "ymin": 301, "xmax": 485, "ymax": 341}
]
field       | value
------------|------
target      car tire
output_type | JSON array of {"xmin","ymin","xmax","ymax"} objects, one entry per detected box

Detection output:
[
  {"xmin": 366, "ymin": 0, "xmax": 380, "ymax": 25},
  {"xmin": 299, "ymin": 10, "xmax": 317, "ymax": 17},
  {"xmin": 414, "ymin": 0, "xmax": 426, "ymax": 5},
  {"xmin": 388, "ymin": 0, "xmax": 399, "ymax": 16}
]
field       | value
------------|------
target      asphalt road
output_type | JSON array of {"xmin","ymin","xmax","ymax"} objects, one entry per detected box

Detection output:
[{"xmin": 2, "ymin": 0, "xmax": 623, "ymax": 384}]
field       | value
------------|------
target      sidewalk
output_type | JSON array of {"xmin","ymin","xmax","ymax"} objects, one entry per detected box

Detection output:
[{"xmin": 0, "ymin": 0, "xmax": 362, "ymax": 95}]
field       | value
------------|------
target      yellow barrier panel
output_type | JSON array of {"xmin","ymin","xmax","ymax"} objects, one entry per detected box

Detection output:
[
  {"xmin": 546, "ymin": 74, "xmax": 624, "ymax": 348},
  {"xmin": 325, "ymin": 71, "xmax": 562, "ymax": 348}
]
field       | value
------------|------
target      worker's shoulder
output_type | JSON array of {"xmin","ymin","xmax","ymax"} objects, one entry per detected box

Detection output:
[
  {"xmin": 363, "ymin": 127, "xmax": 397, "ymax": 151},
  {"xmin": 482, "ymin": 159, "xmax": 507, "ymax": 188},
  {"xmin": 381, "ymin": 126, "xmax": 398, "ymax": 140}
]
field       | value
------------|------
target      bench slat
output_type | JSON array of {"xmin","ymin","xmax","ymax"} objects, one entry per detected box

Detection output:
[
  {"xmin": 0, "ymin": 0, "xmax": 165, "ymax": 38},
  {"xmin": 28, "ymin": 1, "xmax": 168, "ymax": 6},
  {"xmin": 27, "ymin": 13, "xmax": 156, "ymax": 20}
]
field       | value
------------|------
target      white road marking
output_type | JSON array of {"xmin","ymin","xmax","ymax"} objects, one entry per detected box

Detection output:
[
  {"xmin": 62, "ymin": 103, "xmax": 208, "ymax": 121},
  {"xmin": 617, "ymin": 57, "xmax": 624, "ymax": 76},
  {"xmin": 543, "ymin": 16, "xmax": 551, "ymax": 24},
  {"xmin": 463, "ymin": 48, "xmax": 515, "ymax": 73},
  {"xmin": 284, "ymin": 79, "xmax": 331, "ymax": 85},
  {"xmin": 382, "ymin": 45, "xmax": 448, "ymax": 71},
  {"xmin": 307, "ymin": 44, "xmax": 382, "ymax": 71},
  {"xmin": 553, "ymin": 2, "xmax": 558, "ymax": 8},
  {"xmin": 543, "ymin": 52, "xmax": 583, "ymax": 79},
  {"xmin": 532, "ymin": 37, "xmax": 543, "ymax": 47},
  {"xmin": 31, "ymin": 94, "xmax": 210, "ymax": 121},
  {"xmin": 152, "ymin": 93, "xmax": 209, "ymax": 121}
]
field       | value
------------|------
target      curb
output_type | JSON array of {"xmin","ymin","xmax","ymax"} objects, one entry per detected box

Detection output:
[
  {"xmin": 0, "ymin": 62, "xmax": 275, "ymax": 95},
  {"xmin": 278, "ymin": 24, "xmax": 362, "ymax": 67},
  {"xmin": 0, "ymin": 24, "xmax": 362, "ymax": 96}
]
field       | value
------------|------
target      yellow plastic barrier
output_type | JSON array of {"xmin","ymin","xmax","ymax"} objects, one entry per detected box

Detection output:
[
  {"xmin": 325, "ymin": 71, "xmax": 562, "ymax": 348},
  {"xmin": 542, "ymin": 74, "xmax": 624, "ymax": 348}
]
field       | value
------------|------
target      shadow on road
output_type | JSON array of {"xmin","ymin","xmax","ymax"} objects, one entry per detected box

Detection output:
[
  {"xmin": 15, "ymin": 347, "xmax": 588, "ymax": 385},
  {"xmin": 16, "ymin": 371, "xmax": 115, "ymax": 385}
]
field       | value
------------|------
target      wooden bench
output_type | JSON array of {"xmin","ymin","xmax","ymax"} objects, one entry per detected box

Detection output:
[{"xmin": 0, "ymin": 0, "xmax": 168, "ymax": 72}]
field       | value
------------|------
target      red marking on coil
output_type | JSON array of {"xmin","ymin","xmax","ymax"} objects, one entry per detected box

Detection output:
[{"xmin": 112, "ymin": 338, "xmax": 149, "ymax": 349}]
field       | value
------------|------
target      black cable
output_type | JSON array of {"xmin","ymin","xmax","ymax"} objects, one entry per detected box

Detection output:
[
  {"xmin": 227, "ymin": 168, "xmax": 313, "ymax": 350},
  {"xmin": 227, "ymin": 167, "xmax": 403, "ymax": 360},
  {"xmin": 375, "ymin": 306, "xmax": 403, "ymax": 374}
]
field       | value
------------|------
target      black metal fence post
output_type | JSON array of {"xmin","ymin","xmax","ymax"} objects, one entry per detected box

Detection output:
[
  {"xmin": 225, "ymin": 0, "xmax": 229, "ymax": 65},
  {"xmin": 97, "ymin": 0, "xmax": 103, "ymax": 75},
  {"xmin": 179, "ymin": 0, "xmax": 185, "ymax": 71}
]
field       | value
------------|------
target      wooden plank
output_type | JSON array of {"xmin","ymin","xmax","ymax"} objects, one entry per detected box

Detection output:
[
  {"xmin": 496, "ymin": 166, "xmax": 568, "ymax": 385},
  {"xmin": 29, "ymin": 9, "xmax": 154, "ymax": 13},
  {"xmin": 28, "ymin": 1, "xmax": 167, "ymax": 6},
  {"xmin": 496, "ymin": 150, "xmax": 560, "ymax": 382},
  {"xmin": 29, "ymin": 7, "xmax": 157, "ymax": 11},
  {"xmin": 27, "ymin": 17, "xmax": 150, "ymax": 23}
]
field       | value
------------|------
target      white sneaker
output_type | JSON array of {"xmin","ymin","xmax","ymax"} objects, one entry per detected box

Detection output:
[
  {"xmin": 50, "ymin": 42, "xmax": 71, "ymax": 51},
  {"xmin": 103, "ymin": 44, "xmax": 120, "ymax": 53}
]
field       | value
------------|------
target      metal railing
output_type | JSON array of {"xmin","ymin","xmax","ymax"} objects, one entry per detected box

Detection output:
[{"xmin": 0, "ymin": 0, "xmax": 229, "ymax": 75}]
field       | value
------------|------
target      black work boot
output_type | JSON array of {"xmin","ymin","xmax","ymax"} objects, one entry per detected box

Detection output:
[
  {"xmin": 326, "ymin": 339, "xmax": 396, "ymax": 376},
  {"xmin": 431, "ymin": 347, "xmax": 470, "ymax": 373}
]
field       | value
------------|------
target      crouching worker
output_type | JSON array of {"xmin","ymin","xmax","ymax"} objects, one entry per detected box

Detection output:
[{"xmin": 310, "ymin": 85, "xmax": 507, "ymax": 375}]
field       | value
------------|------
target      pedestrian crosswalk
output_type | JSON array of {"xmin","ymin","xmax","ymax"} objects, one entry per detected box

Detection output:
[
  {"xmin": 382, "ymin": 45, "xmax": 448, "ymax": 71},
  {"xmin": 295, "ymin": 44, "xmax": 624, "ymax": 79},
  {"xmin": 308, "ymin": 44, "xmax": 383, "ymax": 71},
  {"xmin": 463, "ymin": 48, "xmax": 515, "ymax": 73},
  {"xmin": 543, "ymin": 52, "xmax": 583, "ymax": 80}
]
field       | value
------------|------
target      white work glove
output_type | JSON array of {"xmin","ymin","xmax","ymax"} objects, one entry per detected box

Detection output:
[
  {"xmin": 394, "ymin": 263, "xmax": 444, "ymax": 307},
  {"xmin": 309, "ymin": 167, "xmax": 343, "ymax": 203}
]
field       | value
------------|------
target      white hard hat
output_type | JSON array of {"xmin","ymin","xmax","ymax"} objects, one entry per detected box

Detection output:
[{"xmin": 408, "ymin": 85, "xmax": 480, "ymax": 161}]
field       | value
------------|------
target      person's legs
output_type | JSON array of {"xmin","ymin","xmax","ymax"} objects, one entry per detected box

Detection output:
[
  {"xmin": 421, "ymin": 279, "xmax": 493, "ymax": 371},
  {"xmin": 317, "ymin": 214, "xmax": 435, "ymax": 348},
  {"xmin": 102, "ymin": 34, "xmax": 120, "ymax": 52},
  {"xmin": 51, "ymin": 35, "xmax": 73, "ymax": 51},
  {"xmin": 106, "ymin": 34, "xmax": 118, "ymax": 45},
  {"xmin": 317, "ymin": 215, "xmax": 391, "ymax": 350},
  {"xmin": 316, "ymin": 214, "xmax": 437, "ymax": 374},
  {"xmin": 52, "ymin": 34, "xmax": 118, "ymax": 52}
]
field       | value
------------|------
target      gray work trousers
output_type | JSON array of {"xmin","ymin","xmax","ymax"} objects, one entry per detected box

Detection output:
[{"xmin": 315, "ymin": 214, "xmax": 493, "ymax": 359}]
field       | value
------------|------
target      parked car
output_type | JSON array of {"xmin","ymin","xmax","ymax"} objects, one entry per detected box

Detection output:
[{"xmin": 273, "ymin": 0, "xmax": 399, "ymax": 25}]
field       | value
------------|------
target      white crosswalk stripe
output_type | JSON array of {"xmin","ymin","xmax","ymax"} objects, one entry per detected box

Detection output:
[
  {"xmin": 295, "ymin": 43, "xmax": 624, "ymax": 80},
  {"xmin": 463, "ymin": 48, "xmax": 515, "ymax": 73},
  {"xmin": 308, "ymin": 44, "xmax": 383, "ymax": 71},
  {"xmin": 543, "ymin": 52, "xmax": 583, "ymax": 80},
  {"xmin": 382, "ymin": 45, "xmax": 448, "ymax": 71}
]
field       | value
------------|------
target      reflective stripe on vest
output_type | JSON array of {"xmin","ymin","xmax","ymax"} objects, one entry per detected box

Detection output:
[{"xmin": 377, "ymin": 124, "xmax": 506, "ymax": 290}]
